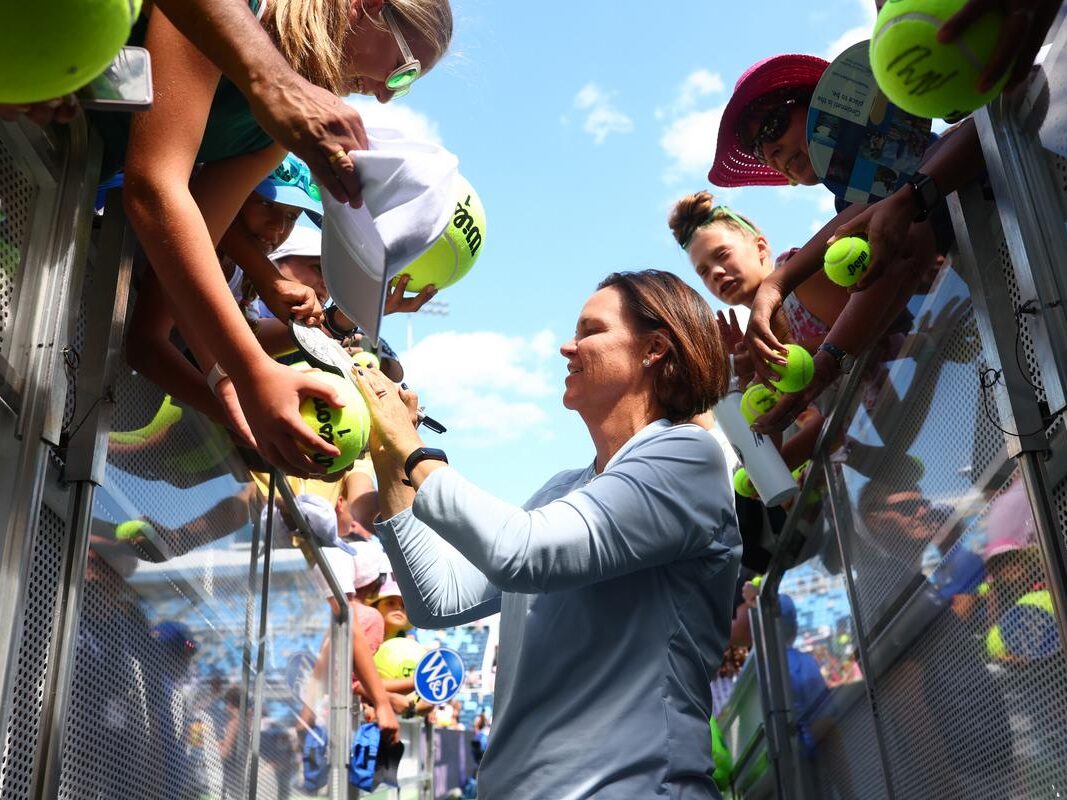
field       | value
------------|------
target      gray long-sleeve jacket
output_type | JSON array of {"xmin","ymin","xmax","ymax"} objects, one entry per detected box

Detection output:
[{"xmin": 375, "ymin": 419, "xmax": 741, "ymax": 799}]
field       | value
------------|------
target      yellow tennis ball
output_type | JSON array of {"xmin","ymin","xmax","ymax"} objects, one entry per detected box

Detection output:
[
  {"xmin": 0, "ymin": 0, "xmax": 142, "ymax": 104},
  {"xmin": 769, "ymin": 344, "xmax": 814, "ymax": 393},
  {"xmin": 740, "ymin": 384, "xmax": 781, "ymax": 424},
  {"xmin": 870, "ymin": 0, "xmax": 1011, "ymax": 120},
  {"xmin": 115, "ymin": 519, "xmax": 154, "ymax": 541},
  {"xmin": 791, "ymin": 460, "xmax": 812, "ymax": 482},
  {"xmin": 733, "ymin": 468, "xmax": 758, "ymax": 499},
  {"xmin": 824, "ymin": 237, "xmax": 871, "ymax": 287},
  {"xmin": 351, "ymin": 351, "xmax": 380, "ymax": 371},
  {"xmin": 373, "ymin": 637, "xmax": 427, "ymax": 680},
  {"xmin": 393, "ymin": 175, "xmax": 486, "ymax": 293},
  {"xmin": 298, "ymin": 371, "xmax": 370, "ymax": 473}
]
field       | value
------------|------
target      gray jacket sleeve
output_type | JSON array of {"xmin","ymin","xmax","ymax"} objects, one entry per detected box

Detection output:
[
  {"xmin": 375, "ymin": 508, "xmax": 502, "ymax": 628},
  {"xmin": 406, "ymin": 425, "xmax": 735, "ymax": 594}
]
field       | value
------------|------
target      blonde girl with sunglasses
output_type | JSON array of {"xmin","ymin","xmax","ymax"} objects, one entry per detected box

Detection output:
[{"xmin": 116, "ymin": 0, "xmax": 451, "ymax": 476}]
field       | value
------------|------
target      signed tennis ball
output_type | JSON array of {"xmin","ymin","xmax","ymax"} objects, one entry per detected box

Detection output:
[
  {"xmin": 740, "ymin": 384, "xmax": 781, "ymax": 425},
  {"xmin": 733, "ymin": 468, "xmax": 758, "ymax": 500},
  {"xmin": 870, "ymin": 0, "xmax": 1010, "ymax": 120},
  {"xmin": 374, "ymin": 637, "xmax": 427, "ymax": 680},
  {"xmin": 351, "ymin": 351, "xmax": 381, "ymax": 371},
  {"xmin": 791, "ymin": 460, "xmax": 812, "ymax": 483},
  {"xmin": 393, "ymin": 175, "xmax": 486, "ymax": 293},
  {"xmin": 298, "ymin": 370, "xmax": 370, "ymax": 473},
  {"xmin": 0, "ymin": 0, "xmax": 142, "ymax": 104},
  {"xmin": 824, "ymin": 237, "xmax": 871, "ymax": 287},
  {"xmin": 769, "ymin": 344, "xmax": 814, "ymax": 393}
]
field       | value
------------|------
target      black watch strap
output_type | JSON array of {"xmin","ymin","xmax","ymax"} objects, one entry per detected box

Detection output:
[
  {"xmin": 908, "ymin": 173, "xmax": 941, "ymax": 223},
  {"xmin": 403, "ymin": 447, "xmax": 449, "ymax": 485},
  {"xmin": 322, "ymin": 304, "xmax": 358, "ymax": 339},
  {"xmin": 819, "ymin": 342, "xmax": 855, "ymax": 375}
]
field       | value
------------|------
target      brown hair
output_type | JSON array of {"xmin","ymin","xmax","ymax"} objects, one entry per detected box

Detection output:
[
  {"xmin": 597, "ymin": 269, "xmax": 729, "ymax": 421},
  {"xmin": 668, "ymin": 190, "xmax": 762, "ymax": 250},
  {"xmin": 265, "ymin": 0, "xmax": 453, "ymax": 94}
]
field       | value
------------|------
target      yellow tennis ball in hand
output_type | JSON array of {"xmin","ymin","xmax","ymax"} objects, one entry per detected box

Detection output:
[
  {"xmin": 870, "ymin": 0, "xmax": 1011, "ymax": 120},
  {"xmin": 0, "ymin": 0, "xmax": 142, "ymax": 103},
  {"xmin": 733, "ymin": 468, "xmax": 758, "ymax": 500},
  {"xmin": 824, "ymin": 237, "xmax": 871, "ymax": 287},
  {"xmin": 298, "ymin": 371, "xmax": 370, "ymax": 473},
  {"xmin": 393, "ymin": 175, "xmax": 486, "ymax": 293},
  {"xmin": 741, "ymin": 384, "xmax": 781, "ymax": 425},
  {"xmin": 373, "ymin": 637, "xmax": 427, "ymax": 680},
  {"xmin": 769, "ymin": 344, "xmax": 814, "ymax": 394}
]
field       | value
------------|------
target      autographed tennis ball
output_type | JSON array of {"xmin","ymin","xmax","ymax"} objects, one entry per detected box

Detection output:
[
  {"xmin": 870, "ymin": 0, "xmax": 1011, "ymax": 119},
  {"xmin": 0, "ymin": 0, "xmax": 142, "ymax": 104},
  {"xmin": 791, "ymin": 460, "xmax": 812, "ymax": 482},
  {"xmin": 298, "ymin": 370, "xmax": 370, "ymax": 473},
  {"xmin": 374, "ymin": 637, "xmax": 427, "ymax": 680},
  {"xmin": 741, "ymin": 384, "xmax": 781, "ymax": 425},
  {"xmin": 769, "ymin": 344, "xmax": 814, "ymax": 393},
  {"xmin": 351, "ymin": 351, "xmax": 381, "ymax": 371},
  {"xmin": 393, "ymin": 175, "xmax": 486, "ymax": 293},
  {"xmin": 824, "ymin": 237, "xmax": 871, "ymax": 287},
  {"xmin": 733, "ymin": 468, "xmax": 758, "ymax": 500}
]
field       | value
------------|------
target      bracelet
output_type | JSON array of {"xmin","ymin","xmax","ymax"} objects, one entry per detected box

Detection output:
[{"xmin": 206, "ymin": 363, "xmax": 229, "ymax": 395}]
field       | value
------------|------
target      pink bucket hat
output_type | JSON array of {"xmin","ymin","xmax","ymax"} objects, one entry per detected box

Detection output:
[
  {"xmin": 707, "ymin": 54, "xmax": 829, "ymax": 188},
  {"xmin": 983, "ymin": 479, "xmax": 1037, "ymax": 561}
]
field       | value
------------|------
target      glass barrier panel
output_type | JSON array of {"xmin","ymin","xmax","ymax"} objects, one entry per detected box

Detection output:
[{"xmin": 58, "ymin": 370, "xmax": 262, "ymax": 800}]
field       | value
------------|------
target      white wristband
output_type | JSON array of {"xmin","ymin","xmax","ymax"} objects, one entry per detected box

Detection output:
[{"xmin": 206, "ymin": 363, "xmax": 229, "ymax": 395}]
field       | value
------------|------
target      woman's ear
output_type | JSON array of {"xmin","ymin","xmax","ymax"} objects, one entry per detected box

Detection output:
[
  {"xmin": 645, "ymin": 330, "xmax": 671, "ymax": 365},
  {"xmin": 351, "ymin": 0, "xmax": 385, "ymax": 23}
]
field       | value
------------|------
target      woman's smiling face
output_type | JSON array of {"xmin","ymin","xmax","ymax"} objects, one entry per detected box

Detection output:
[{"xmin": 741, "ymin": 99, "xmax": 819, "ymax": 186}]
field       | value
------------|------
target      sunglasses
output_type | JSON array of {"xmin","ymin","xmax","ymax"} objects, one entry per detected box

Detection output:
[
  {"xmin": 748, "ymin": 98, "xmax": 798, "ymax": 164},
  {"xmin": 382, "ymin": 7, "xmax": 421, "ymax": 98}
]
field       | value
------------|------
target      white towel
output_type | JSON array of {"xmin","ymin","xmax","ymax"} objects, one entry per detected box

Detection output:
[{"xmin": 321, "ymin": 127, "xmax": 459, "ymax": 344}]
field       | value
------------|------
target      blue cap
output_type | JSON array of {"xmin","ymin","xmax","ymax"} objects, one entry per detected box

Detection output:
[
  {"xmin": 254, "ymin": 154, "xmax": 324, "ymax": 217},
  {"xmin": 151, "ymin": 621, "xmax": 198, "ymax": 655}
]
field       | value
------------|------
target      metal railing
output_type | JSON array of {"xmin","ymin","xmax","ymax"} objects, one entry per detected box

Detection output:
[
  {"xmin": 722, "ymin": 14, "xmax": 1067, "ymax": 800},
  {"xmin": 0, "ymin": 117, "xmax": 446, "ymax": 799}
]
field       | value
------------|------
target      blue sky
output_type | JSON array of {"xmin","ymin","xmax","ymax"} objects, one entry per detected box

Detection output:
[{"xmin": 353, "ymin": 0, "xmax": 877, "ymax": 504}]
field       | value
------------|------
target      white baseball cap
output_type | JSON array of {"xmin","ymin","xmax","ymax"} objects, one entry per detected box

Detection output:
[{"xmin": 350, "ymin": 539, "xmax": 391, "ymax": 589}]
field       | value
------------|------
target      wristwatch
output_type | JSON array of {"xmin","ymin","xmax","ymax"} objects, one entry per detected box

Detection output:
[
  {"xmin": 322, "ymin": 304, "xmax": 358, "ymax": 339},
  {"xmin": 404, "ymin": 447, "xmax": 449, "ymax": 485},
  {"xmin": 818, "ymin": 342, "xmax": 855, "ymax": 375},
  {"xmin": 906, "ymin": 172, "xmax": 942, "ymax": 223}
]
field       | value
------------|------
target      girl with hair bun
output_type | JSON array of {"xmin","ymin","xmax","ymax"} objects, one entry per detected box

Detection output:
[{"xmin": 668, "ymin": 190, "xmax": 846, "ymax": 349}]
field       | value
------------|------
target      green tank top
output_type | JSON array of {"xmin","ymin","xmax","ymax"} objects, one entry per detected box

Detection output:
[{"xmin": 93, "ymin": 1, "xmax": 274, "ymax": 179}]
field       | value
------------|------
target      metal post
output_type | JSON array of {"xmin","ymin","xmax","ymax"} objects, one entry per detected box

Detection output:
[
  {"xmin": 0, "ymin": 117, "xmax": 98, "ymax": 794},
  {"xmin": 246, "ymin": 473, "xmax": 277, "ymax": 800},
  {"xmin": 751, "ymin": 593, "xmax": 807, "ymax": 800}
]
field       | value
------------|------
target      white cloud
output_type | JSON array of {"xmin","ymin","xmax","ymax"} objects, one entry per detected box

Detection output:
[
  {"xmin": 659, "ymin": 104, "xmax": 726, "ymax": 184},
  {"xmin": 572, "ymin": 83, "xmax": 634, "ymax": 144},
  {"xmin": 400, "ymin": 329, "xmax": 560, "ymax": 444},
  {"xmin": 344, "ymin": 97, "xmax": 442, "ymax": 144},
  {"xmin": 657, "ymin": 69, "xmax": 725, "ymax": 119},
  {"xmin": 824, "ymin": 0, "xmax": 876, "ymax": 60}
]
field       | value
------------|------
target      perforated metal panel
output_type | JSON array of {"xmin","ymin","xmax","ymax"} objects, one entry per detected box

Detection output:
[
  {"xmin": 0, "ymin": 505, "xmax": 65, "ymax": 800},
  {"xmin": 58, "ymin": 366, "xmax": 263, "ymax": 799},
  {"xmin": 0, "ymin": 135, "xmax": 38, "ymax": 374},
  {"xmin": 872, "ymin": 474, "xmax": 1067, "ymax": 800},
  {"xmin": 840, "ymin": 265, "xmax": 1009, "ymax": 632}
]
